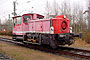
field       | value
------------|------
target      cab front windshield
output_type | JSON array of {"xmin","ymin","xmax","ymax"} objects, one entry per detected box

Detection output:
[{"xmin": 23, "ymin": 16, "xmax": 30, "ymax": 23}]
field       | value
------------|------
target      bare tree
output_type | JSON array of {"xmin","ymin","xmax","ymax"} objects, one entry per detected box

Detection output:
[
  {"xmin": 45, "ymin": 0, "xmax": 60, "ymax": 18},
  {"xmin": 52, "ymin": 0, "xmax": 59, "ymax": 16},
  {"xmin": 45, "ymin": 1, "xmax": 51, "ymax": 18},
  {"xmin": 83, "ymin": 0, "xmax": 90, "ymax": 31}
]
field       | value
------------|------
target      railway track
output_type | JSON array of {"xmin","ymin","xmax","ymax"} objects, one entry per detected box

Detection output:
[
  {"xmin": 0, "ymin": 37, "xmax": 90, "ymax": 60},
  {"xmin": 0, "ymin": 53, "xmax": 13, "ymax": 60}
]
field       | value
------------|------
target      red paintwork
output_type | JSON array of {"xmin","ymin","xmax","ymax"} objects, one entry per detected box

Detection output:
[
  {"xmin": 51, "ymin": 15, "xmax": 69, "ymax": 34},
  {"xmin": 13, "ymin": 13, "xmax": 70, "ymax": 35}
]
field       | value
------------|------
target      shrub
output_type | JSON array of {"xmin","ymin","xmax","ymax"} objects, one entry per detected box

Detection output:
[
  {"xmin": 82, "ymin": 32, "xmax": 90, "ymax": 43},
  {"xmin": 0, "ymin": 30, "xmax": 12, "ymax": 36}
]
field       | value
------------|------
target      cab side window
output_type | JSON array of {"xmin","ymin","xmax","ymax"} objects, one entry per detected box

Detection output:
[
  {"xmin": 37, "ymin": 16, "xmax": 43, "ymax": 19},
  {"xmin": 23, "ymin": 16, "xmax": 30, "ymax": 23},
  {"xmin": 16, "ymin": 17, "xmax": 21, "ymax": 24}
]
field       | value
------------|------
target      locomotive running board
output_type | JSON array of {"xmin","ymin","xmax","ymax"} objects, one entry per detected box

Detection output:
[{"xmin": 23, "ymin": 41, "xmax": 40, "ymax": 45}]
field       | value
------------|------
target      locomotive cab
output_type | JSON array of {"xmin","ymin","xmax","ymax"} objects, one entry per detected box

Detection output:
[{"xmin": 12, "ymin": 13, "xmax": 45, "ymax": 40}]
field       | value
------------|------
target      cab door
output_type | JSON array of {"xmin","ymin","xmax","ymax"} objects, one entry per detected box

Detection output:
[
  {"xmin": 13, "ymin": 16, "xmax": 22, "ymax": 35},
  {"xmin": 22, "ymin": 15, "xmax": 31, "ymax": 34}
]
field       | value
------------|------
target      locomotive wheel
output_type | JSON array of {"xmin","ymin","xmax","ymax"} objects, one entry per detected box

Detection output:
[
  {"xmin": 50, "ymin": 40, "xmax": 57, "ymax": 49},
  {"xmin": 12, "ymin": 35, "xmax": 16, "ymax": 40},
  {"xmin": 38, "ymin": 34, "xmax": 42, "ymax": 45},
  {"xmin": 23, "ymin": 35, "xmax": 27, "ymax": 41},
  {"xmin": 68, "ymin": 38, "xmax": 74, "ymax": 45},
  {"xmin": 50, "ymin": 35, "xmax": 57, "ymax": 49},
  {"xmin": 23, "ymin": 35, "xmax": 28, "ymax": 44}
]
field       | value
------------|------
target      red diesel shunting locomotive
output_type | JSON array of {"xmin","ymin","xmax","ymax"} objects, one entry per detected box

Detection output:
[{"xmin": 12, "ymin": 13, "xmax": 81, "ymax": 48}]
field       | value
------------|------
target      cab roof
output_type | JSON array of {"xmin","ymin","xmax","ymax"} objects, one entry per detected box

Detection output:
[
  {"xmin": 13, "ymin": 13, "xmax": 44, "ymax": 18},
  {"xmin": 22, "ymin": 13, "xmax": 44, "ymax": 17}
]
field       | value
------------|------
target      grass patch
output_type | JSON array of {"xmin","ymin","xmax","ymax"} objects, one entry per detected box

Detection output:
[{"xmin": 0, "ymin": 30, "xmax": 12, "ymax": 36}]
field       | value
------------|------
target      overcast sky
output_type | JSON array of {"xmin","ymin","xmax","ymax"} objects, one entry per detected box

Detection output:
[{"xmin": 0, "ymin": 0, "xmax": 87, "ymax": 23}]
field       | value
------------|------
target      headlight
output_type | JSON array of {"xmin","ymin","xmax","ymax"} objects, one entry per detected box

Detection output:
[
  {"xmin": 50, "ymin": 27, "xmax": 54, "ymax": 34},
  {"xmin": 64, "ymin": 15, "xmax": 66, "ymax": 19}
]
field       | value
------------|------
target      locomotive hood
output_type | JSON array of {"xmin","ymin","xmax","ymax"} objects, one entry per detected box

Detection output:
[{"xmin": 51, "ymin": 15, "xmax": 70, "ymax": 34}]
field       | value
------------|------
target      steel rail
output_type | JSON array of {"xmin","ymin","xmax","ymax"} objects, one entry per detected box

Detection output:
[{"xmin": 0, "ymin": 37, "xmax": 90, "ymax": 60}]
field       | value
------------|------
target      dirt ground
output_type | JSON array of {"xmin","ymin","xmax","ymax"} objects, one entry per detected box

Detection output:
[
  {"xmin": 0, "ymin": 42, "xmax": 75, "ymax": 60},
  {"xmin": 70, "ymin": 38, "xmax": 90, "ymax": 50}
]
